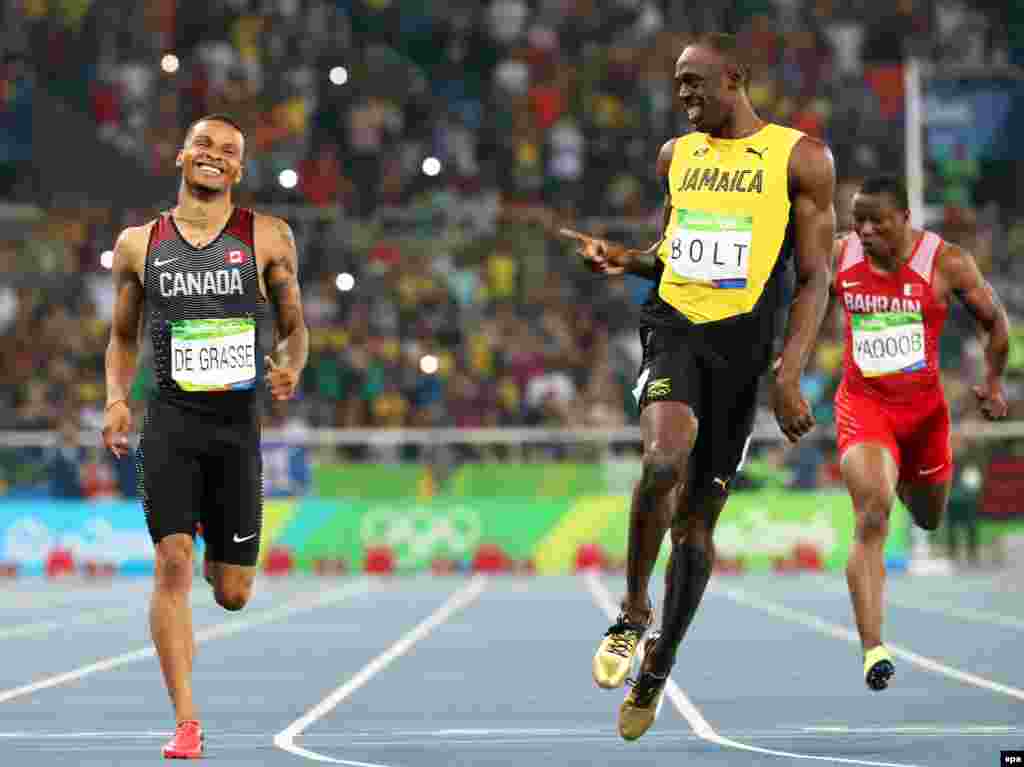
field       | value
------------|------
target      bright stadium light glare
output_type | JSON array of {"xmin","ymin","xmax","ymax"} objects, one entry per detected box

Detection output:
[
  {"xmin": 421, "ymin": 157, "xmax": 442, "ymax": 176},
  {"xmin": 161, "ymin": 54, "xmax": 180, "ymax": 74},
  {"xmin": 420, "ymin": 354, "xmax": 439, "ymax": 375},
  {"xmin": 335, "ymin": 272, "xmax": 355, "ymax": 292},
  {"xmin": 329, "ymin": 66, "xmax": 349, "ymax": 86},
  {"xmin": 279, "ymin": 169, "xmax": 298, "ymax": 189},
  {"xmin": 100, "ymin": 250, "xmax": 115, "ymax": 269}
]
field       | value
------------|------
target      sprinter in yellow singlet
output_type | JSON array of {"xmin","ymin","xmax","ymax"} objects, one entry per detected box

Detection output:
[{"xmin": 561, "ymin": 33, "xmax": 836, "ymax": 740}]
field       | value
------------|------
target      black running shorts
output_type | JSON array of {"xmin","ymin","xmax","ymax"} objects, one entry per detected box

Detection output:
[
  {"xmin": 633, "ymin": 326, "xmax": 764, "ymax": 493},
  {"xmin": 137, "ymin": 398, "xmax": 263, "ymax": 566}
]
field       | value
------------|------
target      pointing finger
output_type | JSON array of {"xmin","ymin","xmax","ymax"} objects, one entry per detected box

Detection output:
[{"xmin": 558, "ymin": 227, "xmax": 590, "ymax": 243}]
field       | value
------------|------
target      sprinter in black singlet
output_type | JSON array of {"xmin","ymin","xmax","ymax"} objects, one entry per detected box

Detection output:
[
  {"xmin": 561, "ymin": 34, "xmax": 835, "ymax": 740},
  {"xmin": 102, "ymin": 114, "xmax": 308, "ymax": 759}
]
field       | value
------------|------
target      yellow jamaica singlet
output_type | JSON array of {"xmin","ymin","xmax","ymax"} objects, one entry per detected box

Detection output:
[{"xmin": 654, "ymin": 123, "xmax": 805, "ymax": 324}]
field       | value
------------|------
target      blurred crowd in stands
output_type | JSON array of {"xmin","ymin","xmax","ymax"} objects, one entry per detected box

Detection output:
[{"xmin": 1, "ymin": 0, "xmax": 1023, "ymax": 495}]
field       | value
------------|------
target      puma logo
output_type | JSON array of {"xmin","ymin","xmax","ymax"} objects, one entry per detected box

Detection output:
[
  {"xmin": 646, "ymin": 378, "xmax": 671, "ymax": 399},
  {"xmin": 745, "ymin": 147, "xmax": 767, "ymax": 159}
]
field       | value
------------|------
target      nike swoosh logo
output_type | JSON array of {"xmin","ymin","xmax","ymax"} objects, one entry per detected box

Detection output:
[
  {"xmin": 153, "ymin": 257, "xmax": 178, "ymax": 267},
  {"xmin": 842, "ymin": 281, "xmax": 860, "ymax": 288},
  {"xmin": 919, "ymin": 464, "xmax": 946, "ymax": 476},
  {"xmin": 233, "ymin": 533, "xmax": 257, "ymax": 543}
]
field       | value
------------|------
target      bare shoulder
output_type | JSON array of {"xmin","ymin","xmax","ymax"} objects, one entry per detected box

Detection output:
[
  {"xmin": 934, "ymin": 239, "xmax": 976, "ymax": 284},
  {"xmin": 253, "ymin": 211, "xmax": 295, "ymax": 243},
  {"xmin": 656, "ymin": 138, "xmax": 678, "ymax": 178},
  {"xmin": 789, "ymin": 135, "xmax": 835, "ymax": 194},
  {"xmin": 254, "ymin": 211, "xmax": 297, "ymax": 268},
  {"xmin": 113, "ymin": 221, "xmax": 156, "ymax": 274}
]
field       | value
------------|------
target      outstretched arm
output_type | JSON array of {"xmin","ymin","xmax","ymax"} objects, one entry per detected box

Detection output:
[
  {"xmin": 941, "ymin": 243, "xmax": 1010, "ymax": 419},
  {"xmin": 261, "ymin": 216, "xmax": 309, "ymax": 400},
  {"xmin": 558, "ymin": 139, "xmax": 675, "ymax": 280}
]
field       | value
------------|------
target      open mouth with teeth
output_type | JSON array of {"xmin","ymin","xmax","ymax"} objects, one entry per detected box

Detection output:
[{"xmin": 195, "ymin": 162, "xmax": 224, "ymax": 177}]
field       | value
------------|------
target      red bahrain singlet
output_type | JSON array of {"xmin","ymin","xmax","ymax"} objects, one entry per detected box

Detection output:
[
  {"xmin": 835, "ymin": 231, "xmax": 947, "ymax": 403},
  {"xmin": 833, "ymin": 231, "xmax": 953, "ymax": 483}
]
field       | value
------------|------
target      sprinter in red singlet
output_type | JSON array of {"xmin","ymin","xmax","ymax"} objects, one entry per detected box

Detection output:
[{"xmin": 833, "ymin": 175, "xmax": 1010, "ymax": 690}]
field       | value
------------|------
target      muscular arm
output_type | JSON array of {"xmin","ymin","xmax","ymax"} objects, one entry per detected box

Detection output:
[
  {"xmin": 776, "ymin": 137, "xmax": 836, "ymax": 386},
  {"xmin": 941, "ymin": 244, "xmax": 1010, "ymax": 386},
  {"xmin": 104, "ymin": 228, "xmax": 146, "ymax": 406},
  {"xmin": 262, "ymin": 216, "xmax": 309, "ymax": 374}
]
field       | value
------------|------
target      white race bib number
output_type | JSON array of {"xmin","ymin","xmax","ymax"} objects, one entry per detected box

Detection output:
[
  {"xmin": 852, "ymin": 312, "xmax": 926, "ymax": 378},
  {"xmin": 667, "ymin": 210, "xmax": 752, "ymax": 288},
  {"xmin": 171, "ymin": 318, "xmax": 256, "ymax": 391}
]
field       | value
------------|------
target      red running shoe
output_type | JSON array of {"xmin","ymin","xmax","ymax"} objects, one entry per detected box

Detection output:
[{"xmin": 163, "ymin": 720, "xmax": 204, "ymax": 759}]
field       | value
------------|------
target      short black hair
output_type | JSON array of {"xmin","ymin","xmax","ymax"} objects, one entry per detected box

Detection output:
[
  {"xmin": 185, "ymin": 113, "xmax": 246, "ymax": 143},
  {"xmin": 859, "ymin": 175, "xmax": 908, "ymax": 211},
  {"xmin": 690, "ymin": 32, "xmax": 751, "ymax": 86}
]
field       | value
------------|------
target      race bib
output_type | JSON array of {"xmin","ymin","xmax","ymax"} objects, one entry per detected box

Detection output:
[
  {"xmin": 852, "ymin": 312, "xmax": 926, "ymax": 378},
  {"xmin": 170, "ymin": 318, "xmax": 256, "ymax": 391},
  {"xmin": 666, "ymin": 210, "xmax": 752, "ymax": 288}
]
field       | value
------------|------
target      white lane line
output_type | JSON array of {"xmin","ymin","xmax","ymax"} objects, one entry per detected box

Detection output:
[
  {"xmin": 0, "ymin": 579, "xmax": 372, "ymax": 705},
  {"xmin": 0, "ymin": 579, "xmax": 152, "ymax": 611},
  {"xmin": 805, "ymin": 576, "xmax": 1024, "ymax": 632},
  {"xmin": 0, "ymin": 731, "xmax": 172, "ymax": 739},
  {"xmin": 0, "ymin": 591, "xmax": 220, "ymax": 642},
  {"xmin": 275, "ymin": 575, "xmax": 488, "ymax": 766},
  {"xmin": 802, "ymin": 726, "xmax": 1016, "ymax": 735},
  {"xmin": 719, "ymin": 584, "xmax": 1024, "ymax": 703},
  {"xmin": 0, "ymin": 606, "xmax": 140, "ymax": 641},
  {"xmin": 585, "ymin": 573, "xmax": 919, "ymax": 767},
  {"xmin": 0, "ymin": 724, "xmax": 1017, "ymax": 742}
]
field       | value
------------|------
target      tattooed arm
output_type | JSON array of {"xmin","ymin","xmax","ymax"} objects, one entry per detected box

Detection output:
[{"xmin": 259, "ymin": 214, "xmax": 309, "ymax": 400}]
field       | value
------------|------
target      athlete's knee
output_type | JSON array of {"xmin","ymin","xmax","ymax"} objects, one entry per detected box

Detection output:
[
  {"xmin": 640, "ymin": 416, "xmax": 697, "ymax": 495},
  {"xmin": 854, "ymin": 497, "xmax": 892, "ymax": 541},
  {"xmin": 640, "ymin": 456, "xmax": 681, "ymax": 495},
  {"xmin": 640, "ymin": 443, "xmax": 693, "ymax": 494},
  {"xmin": 154, "ymin": 537, "xmax": 194, "ymax": 590},
  {"xmin": 214, "ymin": 582, "xmax": 251, "ymax": 612}
]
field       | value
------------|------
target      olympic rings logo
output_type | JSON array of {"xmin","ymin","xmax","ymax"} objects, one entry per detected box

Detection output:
[{"xmin": 359, "ymin": 506, "xmax": 483, "ymax": 567}]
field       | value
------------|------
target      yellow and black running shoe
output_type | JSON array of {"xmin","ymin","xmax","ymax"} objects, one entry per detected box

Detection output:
[
  {"xmin": 593, "ymin": 605, "xmax": 653, "ymax": 689},
  {"xmin": 618, "ymin": 632, "xmax": 667, "ymax": 741},
  {"xmin": 864, "ymin": 645, "xmax": 895, "ymax": 691}
]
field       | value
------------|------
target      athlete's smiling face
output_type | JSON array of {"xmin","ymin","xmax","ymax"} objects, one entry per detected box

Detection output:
[
  {"xmin": 852, "ymin": 191, "xmax": 909, "ymax": 261},
  {"xmin": 177, "ymin": 120, "xmax": 245, "ymax": 194},
  {"xmin": 675, "ymin": 45, "xmax": 741, "ymax": 135}
]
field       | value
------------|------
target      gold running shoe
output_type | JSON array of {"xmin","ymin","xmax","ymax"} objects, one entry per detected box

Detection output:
[
  {"xmin": 618, "ymin": 632, "xmax": 667, "ymax": 741},
  {"xmin": 592, "ymin": 605, "xmax": 653, "ymax": 689}
]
